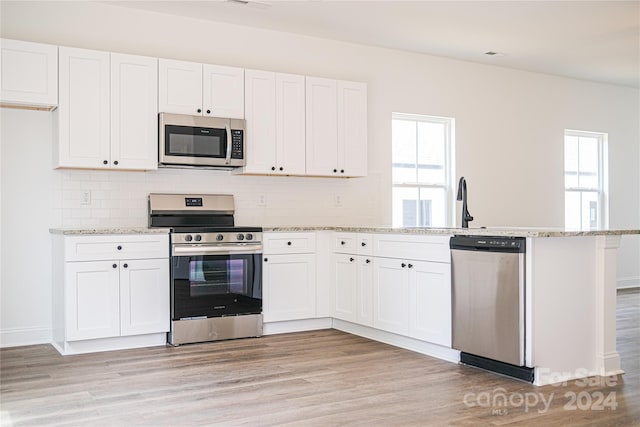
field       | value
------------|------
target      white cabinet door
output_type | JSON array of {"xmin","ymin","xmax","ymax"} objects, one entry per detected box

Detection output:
[
  {"xmin": 332, "ymin": 254, "xmax": 358, "ymax": 323},
  {"xmin": 110, "ymin": 53, "xmax": 158, "ymax": 170},
  {"xmin": 263, "ymin": 254, "xmax": 316, "ymax": 322},
  {"xmin": 0, "ymin": 38, "xmax": 58, "ymax": 107},
  {"xmin": 408, "ymin": 260, "xmax": 452, "ymax": 346},
  {"xmin": 120, "ymin": 258, "xmax": 170, "ymax": 336},
  {"xmin": 65, "ymin": 260, "xmax": 120, "ymax": 341},
  {"xmin": 244, "ymin": 69, "xmax": 276, "ymax": 174},
  {"xmin": 158, "ymin": 58, "xmax": 202, "ymax": 115},
  {"xmin": 57, "ymin": 47, "xmax": 110, "ymax": 169},
  {"xmin": 305, "ymin": 76, "xmax": 338, "ymax": 176},
  {"xmin": 338, "ymin": 80, "xmax": 367, "ymax": 177},
  {"xmin": 203, "ymin": 64, "xmax": 244, "ymax": 119},
  {"xmin": 357, "ymin": 256, "xmax": 374, "ymax": 327},
  {"xmin": 373, "ymin": 257, "xmax": 409, "ymax": 335},
  {"xmin": 276, "ymin": 73, "xmax": 306, "ymax": 175}
]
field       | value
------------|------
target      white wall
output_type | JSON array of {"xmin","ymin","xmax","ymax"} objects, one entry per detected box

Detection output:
[{"xmin": 1, "ymin": 1, "xmax": 638, "ymax": 346}]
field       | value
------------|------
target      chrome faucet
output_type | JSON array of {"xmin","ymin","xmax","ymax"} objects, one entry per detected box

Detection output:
[{"xmin": 456, "ymin": 176, "xmax": 474, "ymax": 228}]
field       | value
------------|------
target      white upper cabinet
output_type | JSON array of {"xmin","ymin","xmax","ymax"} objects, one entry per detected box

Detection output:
[
  {"xmin": 276, "ymin": 73, "xmax": 306, "ymax": 175},
  {"xmin": 305, "ymin": 76, "xmax": 338, "ymax": 176},
  {"xmin": 203, "ymin": 64, "xmax": 244, "ymax": 119},
  {"xmin": 243, "ymin": 70, "xmax": 305, "ymax": 175},
  {"xmin": 158, "ymin": 59, "xmax": 244, "ymax": 118},
  {"xmin": 338, "ymin": 81, "xmax": 367, "ymax": 177},
  {"xmin": 244, "ymin": 69, "xmax": 277, "ymax": 174},
  {"xmin": 0, "ymin": 38, "xmax": 58, "ymax": 108},
  {"xmin": 158, "ymin": 58, "xmax": 202, "ymax": 116},
  {"xmin": 110, "ymin": 53, "xmax": 158, "ymax": 170},
  {"xmin": 306, "ymin": 77, "xmax": 367, "ymax": 177},
  {"xmin": 56, "ymin": 47, "xmax": 158, "ymax": 170},
  {"xmin": 56, "ymin": 46, "xmax": 111, "ymax": 169}
]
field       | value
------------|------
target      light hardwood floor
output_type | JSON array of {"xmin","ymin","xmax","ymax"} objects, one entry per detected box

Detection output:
[{"xmin": 1, "ymin": 290, "xmax": 638, "ymax": 426}]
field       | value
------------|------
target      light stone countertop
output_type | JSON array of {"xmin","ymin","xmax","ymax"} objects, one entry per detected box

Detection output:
[
  {"xmin": 48, "ymin": 226, "xmax": 640, "ymax": 238},
  {"xmin": 262, "ymin": 226, "xmax": 640, "ymax": 238},
  {"xmin": 49, "ymin": 227, "xmax": 170, "ymax": 235}
]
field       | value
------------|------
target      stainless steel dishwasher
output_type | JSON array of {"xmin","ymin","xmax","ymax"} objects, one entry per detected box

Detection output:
[{"xmin": 450, "ymin": 235, "xmax": 533, "ymax": 382}]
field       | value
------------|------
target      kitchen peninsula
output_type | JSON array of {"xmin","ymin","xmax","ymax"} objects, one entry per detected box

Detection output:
[
  {"xmin": 49, "ymin": 225, "xmax": 638, "ymax": 385},
  {"xmin": 262, "ymin": 226, "xmax": 639, "ymax": 386}
]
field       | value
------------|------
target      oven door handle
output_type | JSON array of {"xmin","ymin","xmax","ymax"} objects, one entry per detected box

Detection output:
[
  {"xmin": 224, "ymin": 121, "xmax": 232, "ymax": 165},
  {"xmin": 172, "ymin": 244, "xmax": 263, "ymax": 256}
]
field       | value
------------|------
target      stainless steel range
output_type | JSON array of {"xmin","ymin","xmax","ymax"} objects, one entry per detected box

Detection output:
[{"xmin": 149, "ymin": 193, "xmax": 263, "ymax": 346}]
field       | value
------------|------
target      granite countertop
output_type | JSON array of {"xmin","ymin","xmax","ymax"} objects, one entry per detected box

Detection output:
[
  {"xmin": 262, "ymin": 226, "xmax": 640, "ymax": 238},
  {"xmin": 49, "ymin": 227, "xmax": 170, "ymax": 235},
  {"xmin": 48, "ymin": 226, "xmax": 639, "ymax": 238}
]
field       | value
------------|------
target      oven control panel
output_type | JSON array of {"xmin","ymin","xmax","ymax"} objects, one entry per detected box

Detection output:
[{"xmin": 173, "ymin": 232, "xmax": 262, "ymax": 245}]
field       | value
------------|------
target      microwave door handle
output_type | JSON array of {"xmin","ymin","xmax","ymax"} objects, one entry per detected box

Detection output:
[{"xmin": 224, "ymin": 121, "xmax": 232, "ymax": 165}]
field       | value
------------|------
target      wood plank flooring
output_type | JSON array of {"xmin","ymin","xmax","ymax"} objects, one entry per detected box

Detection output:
[{"xmin": 1, "ymin": 289, "xmax": 638, "ymax": 426}]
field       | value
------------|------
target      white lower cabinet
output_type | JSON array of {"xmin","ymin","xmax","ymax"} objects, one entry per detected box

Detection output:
[
  {"xmin": 408, "ymin": 260, "xmax": 452, "ymax": 346},
  {"xmin": 372, "ymin": 257, "xmax": 451, "ymax": 343},
  {"xmin": 263, "ymin": 253, "xmax": 316, "ymax": 322},
  {"xmin": 262, "ymin": 232, "xmax": 317, "ymax": 322},
  {"xmin": 333, "ymin": 254, "xmax": 358, "ymax": 323},
  {"xmin": 372, "ymin": 257, "xmax": 410, "ymax": 335},
  {"xmin": 119, "ymin": 258, "xmax": 170, "ymax": 336},
  {"xmin": 65, "ymin": 260, "xmax": 120, "ymax": 341},
  {"xmin": 333, "ymin": 254, "xmax": 373, "ymax": 326},
  {"xmin": 53, "ymin": 233, "xmax": 170, "ymax": 354},
  {"xmin": 333, "ymin": 232, "xmax": 452, "ymax": 348}
]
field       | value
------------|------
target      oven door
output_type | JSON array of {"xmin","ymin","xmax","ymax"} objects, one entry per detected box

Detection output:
[{"xmin": 171, "ymin": 249, "xmax": 262, "ymax": 320}]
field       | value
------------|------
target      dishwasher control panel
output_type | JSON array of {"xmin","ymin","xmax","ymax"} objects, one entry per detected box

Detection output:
[{"xmin": 450, "ymin": 236, "xmax": 525, "ymax": 253}]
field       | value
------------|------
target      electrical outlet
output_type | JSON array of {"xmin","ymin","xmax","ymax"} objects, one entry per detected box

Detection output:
[
  {"xmin": 80, "ymin": 190, "xmax": 91, "ymax": 205},
  {"xmin": 258, "ymin": 194, "xmax": 267, "ymax": 206},
  {"xmin": 334, "ymin": 194, "xmax": 342, "ymax": 207}
]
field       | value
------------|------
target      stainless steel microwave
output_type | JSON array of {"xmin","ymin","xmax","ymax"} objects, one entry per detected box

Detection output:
[{"xmin": 158, "ymin": 113, "xmax": 246, "ymax": 169}]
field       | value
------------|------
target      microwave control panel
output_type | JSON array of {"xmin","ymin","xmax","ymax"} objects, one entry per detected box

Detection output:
[{"xmin": 231, "ymin": 130, "xmax": 244, "ymax": 159}]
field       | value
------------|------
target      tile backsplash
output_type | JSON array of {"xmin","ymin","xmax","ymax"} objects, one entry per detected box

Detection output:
[{"xmin": 54, "ymin": 167, "xmax": 381, "ymax": 229}]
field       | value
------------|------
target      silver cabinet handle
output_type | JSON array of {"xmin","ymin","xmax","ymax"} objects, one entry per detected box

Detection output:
[{"xmin": 224, "ymin": 121, "xmax": 232, "ymax": 165}]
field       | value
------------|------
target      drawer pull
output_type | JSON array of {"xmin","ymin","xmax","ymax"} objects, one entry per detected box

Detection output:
[
  {"xmin": 349, "ymin": 257, "xmax": 354, "ymax": 262},
  {"xmin": 112, "ymin": 264, "xmax": 117, "ymax": 269},
  {"xmin": 123, "ymin": 263, "xmax": 128, "ymax": 268},
  {"xmin": 117, "ymin": 245, "xmax": 122, "ymax": 251},
  {"xmin": 361, "ymin": 242, "xmax": 366, "ymax": 247},
  {"xmin": 401, "ymin": 263, "xmax": 407, "ymax": 268},
  {"xmin": 341, "ymin": 241, "xmax": 346, "ymax": 245},
  {"xmin": 287, "ymin": 241, "xmax": 292, "ymax": 246},
  {"xmin": 408, "ymin": 263, "xmax": 413, "ymax": 269},
  {"xmin": 264, "ymin": 258, "xmax": 268, "ymax": 262},
  {"xmin": 366, "ymin": 259, "xmax": 371, "ymax": 264}
]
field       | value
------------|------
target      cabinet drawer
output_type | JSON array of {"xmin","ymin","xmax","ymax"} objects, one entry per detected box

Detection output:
[
  {"xmin": 264, "ymin": 232, "xmax": 316, "ymax": 254},
  {"xmin": 334, "ymin": 233, "xmax": 357, "ymax": 253},
  {"xmin": 373, "ymin": 234, "xmax": 450, "ymax": 263},
  {"xmin": 334, "ymin": 232, "xmax": 373, "ymax": 256},
  {"xmin": 64, "ymin": 234, "xmax": 169, "ymax": 261}
]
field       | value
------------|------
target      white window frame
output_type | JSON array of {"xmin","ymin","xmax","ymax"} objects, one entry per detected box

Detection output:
[
  {"xmin": 564, "ymin": 129, "xmax": 609, "ymax": 230},
  {"xmin": 392, "ymin": 112, "xmax": 456, "ymax": 227}
]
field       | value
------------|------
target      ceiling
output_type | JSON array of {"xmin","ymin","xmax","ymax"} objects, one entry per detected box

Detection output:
[{"xmin": 109, "ymin": 0, "xmax": 640, "ymax": 88}]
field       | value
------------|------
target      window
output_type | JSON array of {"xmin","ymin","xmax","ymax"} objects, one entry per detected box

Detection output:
[
  {"xmin": 392, "ymin": 113, "xmax": 455, "ymax": 227},
  {"xmin": 564, "ymin": 129, "xmax": 608, "ymax": 230}
]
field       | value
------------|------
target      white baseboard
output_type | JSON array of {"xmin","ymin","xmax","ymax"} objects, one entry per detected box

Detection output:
[
  {"xmin": 332, "ymin": 319, "xmax": 460, "ymax": 364},
  {"xmin": 52, "ymin": 333, "xmax": 167, "ymax": 355},
  {"xmin": 263, "ymin": 318, "xmax": 332, "ymax": 335},
  {"xmin": 617, "ymin": 276, "xmax": 640, "ymax": 289},
  {"xmin": 0, "ymin": 327, "xmax": 52, "ymax": 348}
]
